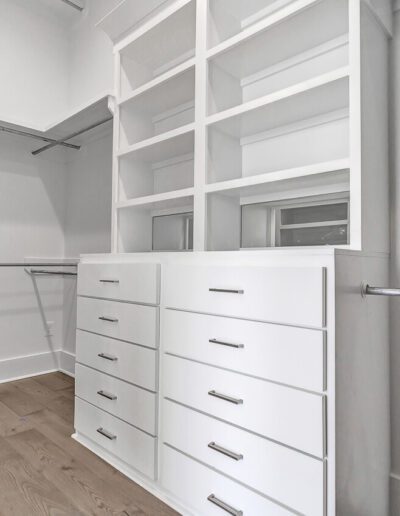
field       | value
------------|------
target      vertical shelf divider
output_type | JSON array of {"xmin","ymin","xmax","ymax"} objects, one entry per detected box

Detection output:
[{"xmin": 193, "ymin": 0, "xmax": 207, "ymax": 251}]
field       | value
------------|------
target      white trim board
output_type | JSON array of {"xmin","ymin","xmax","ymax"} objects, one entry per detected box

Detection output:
[{"xmin": 0, "ymin": 350, "xmax": 75, "ymax": 384}]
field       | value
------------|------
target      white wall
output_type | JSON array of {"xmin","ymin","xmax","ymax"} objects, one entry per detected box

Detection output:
[
  {"xmin": 68, "ymin": 0, "xmax": 115, "ymax": 112},
  {"xmin": 0, "ymin": 0, "xmax": 70, "ymax": 127},
  {"xmin": 0, "ymin": 134, "xmax": 68, "ymax": 379}
]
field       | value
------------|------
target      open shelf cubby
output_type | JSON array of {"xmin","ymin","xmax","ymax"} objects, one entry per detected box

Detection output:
[
  {"xmin": 117, "ymin": 194, "xmax": 194, "ymax": 252},
  {"xmin": 119, "ymin": 60, "xmax": 195, "ymax": 147},
  {"xmin": 207, "ymin": 0, "xmax": 348, "ymax": 115},
  {"xmin": 206, "ymin": 166, "xmax": 350, "ymax": 251},
  {"xmin": 207, "ymin": 70, "xmax": 349, "ymax": 184},
  {"xmin": 119, "ymin": 0, "xmax": 196, "ymax": 97},
  {"xmin": 118, "ymin": 125, "xmax": 194, "ymax": 201}
]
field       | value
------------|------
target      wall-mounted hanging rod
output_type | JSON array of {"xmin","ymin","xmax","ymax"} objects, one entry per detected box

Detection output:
[
  {"xmin": 25, "ymin": 268, "xmax": 77, "ymax": 277},
  {"xmin": 59, "ymin": 0, "xmax": 84, "ymax": 12},
  {"xmin": 0, "ymin": 263, "xmax": 77, "ymax": 267},
  {"xmin": 32, "ymin": 116, "xmax": 113, "ymax": 156},
  {"xmin": 0, "ymin": 126, "xmax": 80, "ymax": 151},
  {"xmin": 363, "ymin": 284, "xmax": 400, "ymax": 297}
]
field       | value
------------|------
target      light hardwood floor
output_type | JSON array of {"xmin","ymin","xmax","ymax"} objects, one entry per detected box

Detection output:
[{"xmin": 0, "ymin": 372, "xmax": 179, "ymax": 516}]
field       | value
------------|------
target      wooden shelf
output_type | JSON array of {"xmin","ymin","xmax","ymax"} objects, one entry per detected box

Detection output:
[
  {"xmin": 206, "ymin": 68, "xmax": 349, "ymax": 138},
  {"xmin": 206, "ymin": 159, "xmax": 350, "ymax": 194},
  {"xmin": 119, "ymin": 58, "xmax": 195, "ymax": 107},
  {"xmin": 207, "ymin": 0, "xmax": 346, "ymax": 55},
  {"xmin": 116, "ymin": 187, "xmax": 195, "ymax": 211},
  {"xmin": 118, "ymin": 124, "xmax": 194, "ymax": 162},
  {"xmin": 96, "ymin": 0, "xmax": 170, "ymax": 43}
]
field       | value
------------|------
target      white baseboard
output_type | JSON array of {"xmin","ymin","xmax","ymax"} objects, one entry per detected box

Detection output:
[
  {"xmin": 390, "ymin": 473, "xmax": 400, "ymax": 515},
  {"xmin": 59, "ymin": 350, "xmax": 76, "ymax": 377},
  {"xmin": 0, "ymin": 350, "xmax": 76, "ymax": 383}
]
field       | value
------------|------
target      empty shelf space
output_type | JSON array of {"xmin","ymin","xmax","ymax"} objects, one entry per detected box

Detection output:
[
  {"xmin": 207, "ymin": 167, "xmax": 350, "ymax": 251},
  {"xmin": 119, "ymin": 0, "xmax": 196, "ymax": 95},
  {"xmin": 119, "ymin": 149, "xmax": 194, "ymax": 201},
  {"xmin": 119, "ymin": 62, "xmax": 195, "ymax": 147},
  {"xmin": 118, "ymin": 196, "xmax": 194, "ymax": 252},
  {"xmin": 208, "ymin": 0, "xmax": 303, "ymax": 47},
  {"xmin": 96, "ymin": 0, "xmax": 171, "ymax": 43},
  {"xmin": 207, "ymin": 71, "xmax": 349, "ymax": 184},
  {"xmin": 207, "ymin": 0, "xmax": 348, "ymax": 115}
]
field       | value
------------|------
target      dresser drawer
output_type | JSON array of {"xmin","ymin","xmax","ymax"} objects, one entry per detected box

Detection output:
[
  {"xmin": 77, "ymin": 297, "xmax": 158, "ymax": 348},
  {"xmin": 163, "ymin": 309, "xmax": 325, "ymax": 392},
  {"xmin": 78, "ymin": 262, "xmax": 160, "ymax": 304},
  {"xmin": 163, "ymin": 355, "xmax": 325, "ymax": 457},
  {"xmin": 75, "ymin": 364, "xmax": 156, "ymax": 435},
  {"xmin": 163, "ymin": 400, "xmax": 324, "ymax": 515},
  {"xmin": 164, "ymin": 264, "xmax": 325, "ymax": 327},
  {"xmin": 75, "ymin": 397, "xmax": 156, "ymax": 479},
  {"xmin": 76, "ymin": 330, "xmax": 157, "ymax": 391},
  {"xmin": 161, "ymin": 445, "xmax": 292, "ymax": 516}
]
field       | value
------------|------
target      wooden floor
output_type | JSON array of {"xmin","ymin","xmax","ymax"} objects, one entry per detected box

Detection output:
[{"xmin": 0, "ymin": 372, "xmax": 179, "ymax": 516}]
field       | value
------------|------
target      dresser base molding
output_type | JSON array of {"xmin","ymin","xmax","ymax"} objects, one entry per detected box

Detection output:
[{"xmin": 71, "ymin": 432, "xmax": 191, "ymax": 516}]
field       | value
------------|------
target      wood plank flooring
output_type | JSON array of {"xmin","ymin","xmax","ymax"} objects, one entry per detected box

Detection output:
[{"xmin": 0, "ymin": 372, "xmax": 179, "ymax": 516}]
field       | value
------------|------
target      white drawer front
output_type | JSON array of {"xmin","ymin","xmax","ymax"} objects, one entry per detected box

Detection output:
[
  {"xmin": 163, "ymin": 355, "xmax": 325, "ymax": 457},
  {"xmin": 75, "ymin": 364, "xmax": 156, "ymax": 435},
  {"xmin": 77, "ymin": 297, "xmax": 158, "ymax": 348},
  {"xmin": 76, "ymin": 330, "xmax": 157, "ymax": 391},
  {"xmin": 75, "ymin": 397, "xmax": 156, "ymax": 479},
  {"xmin": 163, "ymin": 400, "xmax": 325, "ymax": 515},
  {"xmin": 161, "ymin": 445, "xmax": 292, "ymax": 516},
  {"xmin": 78, "ymin": 262, "xmax": 160, "ymax": 304},
  {"xmin": 164, "ymin": 264, "xmax": 325, "ymax": 327},
  {"xmin": 163, "ymin": 309, "xmax": 325, "ymax": 392}
]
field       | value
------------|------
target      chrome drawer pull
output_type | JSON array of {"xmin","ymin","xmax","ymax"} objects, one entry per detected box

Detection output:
[
  {"xmin": 98, "ymin": 352, "xmax": 118, "ymax": 361},
  {"xmin": 99, "ymin": 279, "xmax": 119, "ymax": 284},
  {"xmin": 208, "ymin": 390, "xmax": 243, "ymax": 405},
  {"xmin": 209, "ymin": 288, "xmax": 244, "ymax": 294},
  {"xmin": 98, "ymin": 316, "xmax": 119, "ymax": 323},
  {"xmin": 207, "ymin": 494, "xmax": 243, "ymax": 516},
  {"xmin": 96, "ymin": 427, "xmax": 117, "ymax": 440},
  {"xmin": 209, "ymin": 338, "xmax": 244, "ymax": 349},
  {"xmin": 208, "ymin": 442, "xmax": 243, "ymax": 461},
  {"xmin": 97, "ymin": 390, "xmax": 117, "ymax": 401}
]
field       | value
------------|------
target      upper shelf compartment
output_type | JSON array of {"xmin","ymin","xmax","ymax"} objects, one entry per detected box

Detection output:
[
  {"xmin": 96, "ymin": 0, "xmax": 171, "ymax": 44},
  {"xmin": 118, "ymin": 0, "xmax": 196, "ymax": 98},
  {"xmin": 207, "ymin": 0, "xmax": 349, "ymax": 115}
]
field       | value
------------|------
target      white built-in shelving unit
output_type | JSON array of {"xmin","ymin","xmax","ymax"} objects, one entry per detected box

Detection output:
[{"xmin": 111, "ymin": 0, "xmax": 389, "ymax": 254}]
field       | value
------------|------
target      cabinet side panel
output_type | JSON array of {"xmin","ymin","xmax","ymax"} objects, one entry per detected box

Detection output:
[
  {"xmin": 335, "ymin": 253, "xmax": 390, "ymax": 515},
  {"xmin": 360, "ymin": 5, "xmax": 390, "ymax": 253}
]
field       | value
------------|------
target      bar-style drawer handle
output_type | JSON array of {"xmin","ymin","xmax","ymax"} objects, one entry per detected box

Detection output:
[
  {"xmin": 97, "ymin": 390, "xmax": 117, "ymax": 401},
  {"xmin": 209, "ymin": 338, "xmax": 244, "ymax": 349},
  {"xmin": 208, "ymin": 442, "xmax": 243, "ymax": 461},
  {"xmin": 99, "ymin": 279, "xmax": 119, "ymax": 284},
  {"xmin": 209, "ymin": 288, "xmax": 244, "ymax": 294},
  {"xmin": 98, "ymin": 316, "xmax": 119, "ymax": 323},
  {"xmin": 98, "ymin": 352, "xmax": 118, "ymax": 361},
  {"xmin": 96, "ymin": 427, "xmax": 117, "ymax": 440},
  {"xmin": 208, "ymin": 390, "xmax": 243, "ymax": 405},
  {"xmin": 207, "ymin": 494, "xmax": 243, "ymax": 516}
]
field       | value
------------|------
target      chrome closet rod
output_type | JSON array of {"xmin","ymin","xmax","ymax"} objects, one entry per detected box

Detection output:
[
  {"xmin": 363, "ymin": 285, "xmax": 400, "ymax": 297},
  {"xmin": 0, "ymin": 126, "xmax": 80, "ymax": 150},
  {"xmin": 0, "ymin": 263, "xmax": 77, "ymax": 267},
  {"xmin": 32, "ymin": 116, "xmax": 113, "ymax": 156}
]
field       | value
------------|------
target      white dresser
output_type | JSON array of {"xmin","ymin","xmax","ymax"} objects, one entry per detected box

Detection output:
[
  {"xmin": 73, "ymin": 250, "xmax": 390, "ymax": 516},
  {"xmin": 73, "ymin": 262, "xmax": 160, "ymax": 480}
]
